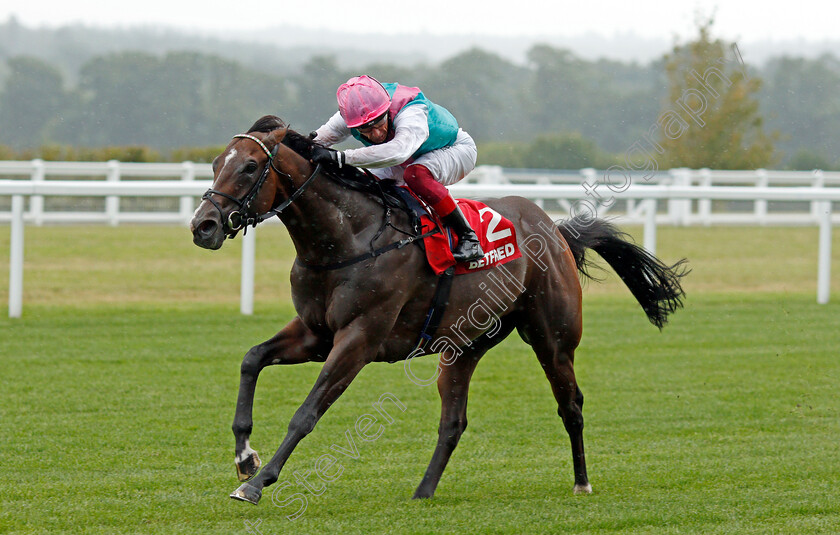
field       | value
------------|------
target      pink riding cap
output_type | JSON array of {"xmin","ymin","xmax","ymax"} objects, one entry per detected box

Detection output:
[{"xmin": 336, "ymin": 75, "xmax": 391, "ymax": 128}]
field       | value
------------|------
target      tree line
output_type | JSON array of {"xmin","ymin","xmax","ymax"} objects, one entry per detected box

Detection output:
[{"xmin": 1, "ymin": 22, "xmax": 838, "ymax": 169}]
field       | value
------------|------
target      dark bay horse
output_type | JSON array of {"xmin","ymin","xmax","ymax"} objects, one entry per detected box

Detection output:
[{"xmin": 190, "ymin": 115, "xmax": 688, "ymax": 505}]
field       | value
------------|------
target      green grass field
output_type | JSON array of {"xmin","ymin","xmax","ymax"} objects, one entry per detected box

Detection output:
[{"xmin": 1, "ymin": 224, "xmax": 839, "ymax": 534}]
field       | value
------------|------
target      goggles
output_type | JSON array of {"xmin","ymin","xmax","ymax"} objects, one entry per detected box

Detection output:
[{"xmin": 357, "ymin": 113, "xmax": 388, "ymax": 133}]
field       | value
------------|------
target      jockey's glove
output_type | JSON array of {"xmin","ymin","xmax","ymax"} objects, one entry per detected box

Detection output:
[{"xmin": 311, "ymin": 146, "xmax": 345, "ymax": 168}]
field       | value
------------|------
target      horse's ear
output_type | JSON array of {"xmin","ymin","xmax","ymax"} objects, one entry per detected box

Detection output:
[{"xmin": 264, "ymin": 126, "xmax": 289, "ymax": 149}]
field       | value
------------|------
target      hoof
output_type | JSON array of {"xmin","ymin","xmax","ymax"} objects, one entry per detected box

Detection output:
[
  {"xmin": 573, "ymin": 483, "xmax": 593, "ymax": 495},
  {"xmin": 230, "ymin": 483, "xmax": 262, "ymax": 505},
  {"xmin": 235, "ymin": 451, "xmax": 261, "ymax": 482}
]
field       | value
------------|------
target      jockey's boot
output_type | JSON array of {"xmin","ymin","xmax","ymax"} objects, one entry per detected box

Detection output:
[{"xmin": 441, "ymin": 205, "xmax": 485, "ymax": 262}]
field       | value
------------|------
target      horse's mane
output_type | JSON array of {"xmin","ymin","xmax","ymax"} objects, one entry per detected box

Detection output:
[
  {"xmin": 246, "ymin": 115, "xmax": 410, "ymax": 213},
  {"xmin": 246, "ymin": 115, "xmax": 317, "ymax": 161},
  {"xmin": 247, "ymin": 115, "xmax": 286, "ymax": 134}
]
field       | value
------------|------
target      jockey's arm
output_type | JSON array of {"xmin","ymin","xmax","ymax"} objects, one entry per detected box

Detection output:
[
  {"xmin": 313, "ymin": 111, "xmax": 352, "ymax": 146},
  {"xmin": 344, "ymin": 105, "xmax": 430, "ymax": 169}
]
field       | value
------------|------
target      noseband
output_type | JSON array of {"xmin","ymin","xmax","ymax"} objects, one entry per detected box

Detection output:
[{"xmin": 201, "ymin": 133, "xmax": 321, "ymax": 237}]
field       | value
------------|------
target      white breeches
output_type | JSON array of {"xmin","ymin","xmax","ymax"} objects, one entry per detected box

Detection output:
[{"xmin": 370, "ymin": 129, "xmax": 477, "ymax": 186}]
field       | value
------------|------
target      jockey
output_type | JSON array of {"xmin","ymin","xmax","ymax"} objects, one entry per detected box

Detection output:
[{"xmin": 311, "ymin": 75, "xmax": 484, "ymax": 263}]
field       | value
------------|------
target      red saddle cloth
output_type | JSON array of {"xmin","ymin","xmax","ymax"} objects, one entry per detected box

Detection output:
[{"xmin": 421, "ymin": 198, "xmax": 521, "ymax": 275}]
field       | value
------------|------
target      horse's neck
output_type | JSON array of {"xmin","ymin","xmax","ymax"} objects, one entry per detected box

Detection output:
[{"xmin": 279, "ymin": 171, "xmax": 387, "ymax": 263}]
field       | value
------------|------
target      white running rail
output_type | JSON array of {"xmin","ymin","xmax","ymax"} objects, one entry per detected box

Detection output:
[{"xmin": 1, "ymin": 164, "xmax": 837, "ymax": 317}]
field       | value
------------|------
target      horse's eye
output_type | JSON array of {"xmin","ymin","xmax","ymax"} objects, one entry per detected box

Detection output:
[{"xmin": 244, "ymin": 161, "xmax": 258, "ymax": 174}]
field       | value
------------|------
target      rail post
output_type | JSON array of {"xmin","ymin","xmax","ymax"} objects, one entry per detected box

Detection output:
[
  {"xmin": 668, "ymin": 168, "xmax": 691, "ymax": 226},
  {"xmin": 9, "ymin": 195, "xmax": 24, "ymax": 318},
  {"xmin": 106, "ymin": 160, "xmax": 120, "ymax": 227},
  {"xmin": 755, "ymin": 168, "xmax": 768, "ymax": 225},
  {"xmin": 580, "ymin": 168, "xmax": 597, "ymax": 215},
  {"xmin": 698, "ymin": 168, "xmax": 712, "ymax": 226},
  {"xmin": 817, "ymin": 200, "xmax": 832, "ymax": 304},
  {"xmin": 30, "ymin": 159, "xmax": 45, "ymax": 226},
  {"xmin": 811, "ymin": 170, "xmax": 825, "ymax": 222},
  {"xmin": 180, "ymin": 161, "xmax": 196, "ymax": 224},
  {"xmin": 241, "ymin": 226, "xmax": 256, "ymax": 315},
  {"xmin": 643, "ymin": 199, "xmax": 657, "ymax": 255}
]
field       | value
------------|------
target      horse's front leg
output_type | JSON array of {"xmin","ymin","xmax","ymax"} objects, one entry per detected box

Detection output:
[
  {"xmin": 233, "ymin": 316, "xmax": 331, "ymax": 482},
  {"xmin": 230, "ymin": 322, "xmax": 379, "ymax": 505}
]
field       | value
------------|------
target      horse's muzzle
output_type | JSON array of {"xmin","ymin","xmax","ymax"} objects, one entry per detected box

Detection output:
[{"xmin": 191, "ymin": 216, "xmax": 225, "ymax": 250}]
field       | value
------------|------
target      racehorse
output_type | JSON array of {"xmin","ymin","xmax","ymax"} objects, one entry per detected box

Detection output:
[{"xmin": 190, "ymin": 115, "xmax": 688, "ymax": 505}]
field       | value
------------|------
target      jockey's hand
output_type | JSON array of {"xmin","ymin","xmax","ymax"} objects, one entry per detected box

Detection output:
[{"xmin": 311, "ymin": 146, "xmax": 345, "ymax": 168}]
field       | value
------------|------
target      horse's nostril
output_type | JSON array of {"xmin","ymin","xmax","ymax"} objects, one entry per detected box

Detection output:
[{"xmin": 196, "ymin": 219, "xmax": 219, "ymax": 238}]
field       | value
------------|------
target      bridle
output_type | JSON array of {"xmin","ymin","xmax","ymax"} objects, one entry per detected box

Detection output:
[{"xmin": 201, "ymin": 133, "xmax": 322, "ymax": 237}]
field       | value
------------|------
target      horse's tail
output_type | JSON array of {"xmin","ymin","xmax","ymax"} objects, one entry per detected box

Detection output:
[{"xmin": 556, "ymin": 216, "xmax": 689, "ymax": 329}]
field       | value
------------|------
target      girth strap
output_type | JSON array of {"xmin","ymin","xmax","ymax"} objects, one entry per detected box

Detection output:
[
  {"xmin": 413, "ymin": 266, "xmax": 456, "ymax": 352},
  {"xmin": 294, "ymin": 227, "xmax": 440, "ymax": 272}
]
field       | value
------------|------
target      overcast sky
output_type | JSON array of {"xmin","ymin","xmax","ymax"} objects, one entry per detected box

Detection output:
[{"xmin": 0, "ymin": 1, "xmax": 833, "ymax": 42}]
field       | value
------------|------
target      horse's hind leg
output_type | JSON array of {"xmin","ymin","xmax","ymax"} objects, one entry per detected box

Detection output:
[
  {"xmin": 413, "ymin": 316, "xmax": 517, "ymax": 499},
  {"xmin": 538, "ymin": 341, "xmax": 591, "ymax": 493},
  {"xmin": 232, "ymin": 316, "xmax": 330, "ymax": 482},
  {"xmin": 557, "ymin": 351, "xmax": 591, "ymax": 494},
  {"xmin": 520, "ymin": 300, "xmax": 591, "ymax": 494}
]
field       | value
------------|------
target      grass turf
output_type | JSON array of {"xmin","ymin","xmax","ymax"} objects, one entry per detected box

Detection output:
[{"xmin": 0, "ymin": 224, "xmax": 839, "ymax": 534}]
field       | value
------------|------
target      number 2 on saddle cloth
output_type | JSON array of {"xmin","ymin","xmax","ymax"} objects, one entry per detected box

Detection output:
[{"xmin": 410, "ymin": 191, "xmax": 522, "ymax": 275}]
